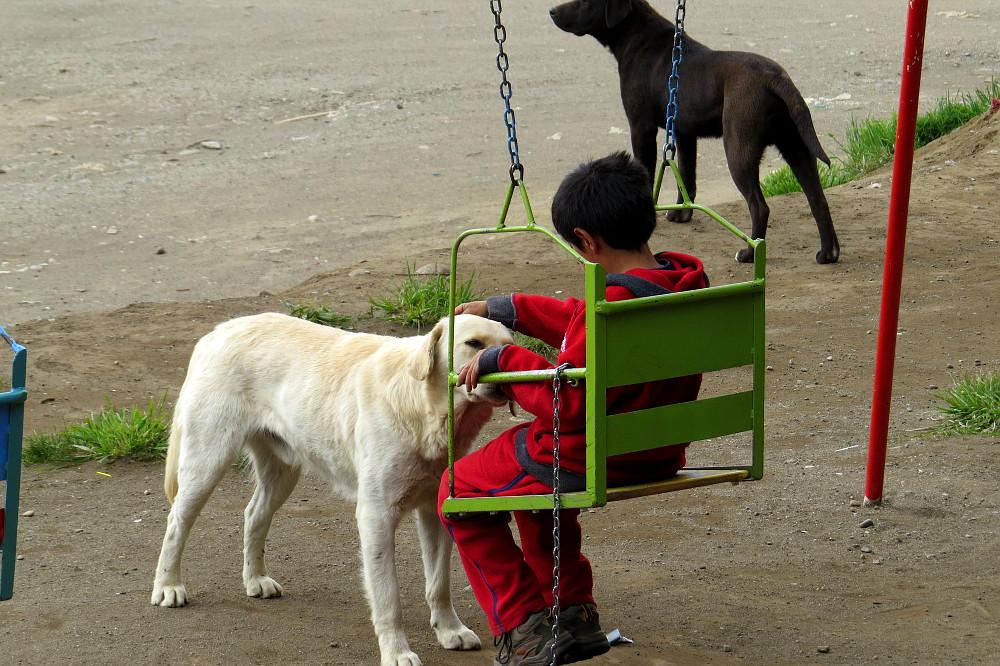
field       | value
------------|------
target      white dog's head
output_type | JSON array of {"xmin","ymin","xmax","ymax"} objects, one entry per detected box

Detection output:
[{"xmin": 409, "ymin": 314, "xmax": 514, "ymax": 406}]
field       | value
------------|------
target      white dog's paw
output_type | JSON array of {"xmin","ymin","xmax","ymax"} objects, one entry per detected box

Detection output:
[
  {"xmin": 150, "ymin": 583, "xmax": 188, "ymax": 607},
  {"xmin": 385, "ymin": 651, "xmax": 421, "ymax": 666},
  {"xmin": 435, "ymin": 624, "xmax": 481, "ymax": 651},
  {"xmin": 245, "ymin": 575, "xmax": 284, "ymax": 599}
]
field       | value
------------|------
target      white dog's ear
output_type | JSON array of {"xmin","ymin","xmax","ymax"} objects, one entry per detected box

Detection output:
[
  {"xmin": 606, "ymin": 0, "xmax": 632, "ymax": 28},
  {"xmin": 410, "ymin": 319, "xmax": 446, "ymax": 381}
]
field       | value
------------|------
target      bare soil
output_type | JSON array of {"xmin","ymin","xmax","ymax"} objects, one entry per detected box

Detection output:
[{"xmin": 2, "ymin": 2, "xmax": 999, "ymax": 665}]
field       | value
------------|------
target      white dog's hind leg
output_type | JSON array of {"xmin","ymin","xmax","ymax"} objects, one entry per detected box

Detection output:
[
  {"xmin": 151, "ymin": 425, "xmax": 241, "ymax": 607},
  {"xmin": 415, "ymin": 503, "xmax": 481, "ymax": 651},
  {"xmin": 356, "ymin": 497, "xmax": 421, "ymax": 666},
  {"xmin": 243, "ymin": 437, "xmax": 301, "ymax": 599}
]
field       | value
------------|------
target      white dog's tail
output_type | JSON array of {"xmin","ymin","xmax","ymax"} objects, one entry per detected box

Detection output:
[{"xmin": 164, "ymin": 422, "xmax": 181, "ymax": 504}]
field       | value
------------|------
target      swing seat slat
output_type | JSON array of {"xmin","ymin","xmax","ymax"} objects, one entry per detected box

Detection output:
[
  {"xmin": 605, "ymin": 391, "xmax": 754, "ymax": 456},
  {"xmin": 605, "ymin": 468, "xmax": 750, "ymax": 502}
]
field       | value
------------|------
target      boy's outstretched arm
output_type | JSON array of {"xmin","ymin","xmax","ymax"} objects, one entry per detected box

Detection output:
[{"xmin": 483, "ymin": 294, "xmax": 581, "ymax": 349}]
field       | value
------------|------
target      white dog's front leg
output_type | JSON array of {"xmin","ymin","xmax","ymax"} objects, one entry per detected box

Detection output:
[
  {"xmin": 415, "ymin": 503, "xmax": 481, "ymax": 651},
  {"xmin": 356, "ymin": 499, "xmax": 421, "ymax": 666}
]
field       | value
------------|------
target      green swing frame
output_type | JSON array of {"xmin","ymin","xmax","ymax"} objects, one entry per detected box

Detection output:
[
  {"xmin": 1, "ymin": 327, "xmax": 27, "ymax": 601},
  {"xmin": 441, "ymin": 160, "xmax": 765, "ymax": 516}
]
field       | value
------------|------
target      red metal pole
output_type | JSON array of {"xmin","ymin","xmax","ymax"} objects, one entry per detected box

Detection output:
[{"xmin": 865, "ymin": 0, "xmax": 930, "ymax": 504}]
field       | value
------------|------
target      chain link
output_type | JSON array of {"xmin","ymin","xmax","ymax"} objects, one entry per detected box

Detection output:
[
  {"xmin": 550, "ymin": 363, "xmax": 571, "ymax": 666},
  {"xmin": 490, "ymin": 0, "xmax": 524, "ymax": 182},
  {"xmin": 663, "ymin": 0, "xmax": 687, "ymax": 162}
]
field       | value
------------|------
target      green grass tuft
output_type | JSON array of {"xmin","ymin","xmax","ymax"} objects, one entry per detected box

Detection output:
[
  {"xmin": 284, "ymin": 300, "xmax": 352, "ymax": 328},
  {"xmin": 23, "ymin": 399, "xmax": 170, "ymax": 466},
  {"xmin": 761, "ymin": 79, "xmax": 1000, "ymax": 198},
  {"xmin": 514, "ymin": 332, "xmax": 558, "ymax": 362},
  {"xmin": 371, "ymin": 266, "xmax": 482, "ymax": 329},
  {"xmin": 934, "ymin": 373, "xmax": 1000, "ymax": 435}
]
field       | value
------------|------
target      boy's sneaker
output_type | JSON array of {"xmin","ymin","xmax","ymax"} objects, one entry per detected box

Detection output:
[
  {"xmin": 494, "ymin": 609, "xmax": 554, "ymax": 666},
  {"xmin": 555, "ymin": 603, "xmax": 611, "ymax": 664}
]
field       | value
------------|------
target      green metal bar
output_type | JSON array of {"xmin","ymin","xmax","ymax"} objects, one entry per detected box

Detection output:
[
  {"xmin": 751, "ymin": 241, "xmax": 767, "ymax": 479},
  {"xmin": 451, "ymin": 368, "xmax": 587, "ymax": 386},
  {"xmin": 585, "ymin": 262, "xmax": 608, "ymax": 507},
  {"xmin": 443, "ymin": 490, "xmax": 599, "ymax": 514},
  {"xmin": 652, "ymin": 160, "xmax": 666, "ymax": 204},
  {"xmin": 1, "ymin": 329, "xmax": 27, "ymax": 601},
  {"xmin": 594, "ymin": 279, "xmax": 763, "ymax": 314},
  {"xmin": 446, "ymin": 180, "xmax": 590, "ymax": 504}
]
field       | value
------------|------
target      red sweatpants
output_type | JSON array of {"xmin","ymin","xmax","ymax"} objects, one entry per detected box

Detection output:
[{"xmin": 437, "ymin": 426, "xmax": 595, "ymax": 637}]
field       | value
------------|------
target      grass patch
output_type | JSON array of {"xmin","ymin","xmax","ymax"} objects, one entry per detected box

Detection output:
[
  {"xmin": 761, "ymin": 79, "xmax": 1000, "ymax": 197},
  {"xmin": 371, "ymin": 266, "xmax": 482, "ymax": 329},
  {"xmin": 514, "ymin": 332, "xmax": 558, "ymax": 362},
  {"xmin": 23, "ymin": 399, "xmax": 170, "ymax": 466},
  {"xmin": 934, "ymin": 373, "xmax": 999, "ymax": 435},
  {"xmin": 284, "ymin": 300, "xmax": 352, "ymax": 328}
]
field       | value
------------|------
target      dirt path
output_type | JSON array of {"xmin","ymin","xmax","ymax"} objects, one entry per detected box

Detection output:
[
  {"xmin": 2, "ymin": 2, "xmax": 999, "ymax": 665},
  {"xmin": 2, "ymin": 1, "xmax": 998, "ymax": 325}
]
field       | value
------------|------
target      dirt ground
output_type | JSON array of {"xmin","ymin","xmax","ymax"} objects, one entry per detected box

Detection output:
[{"xmin": 2, "ymin": 2, "xmax": 999, "ymax": 665}]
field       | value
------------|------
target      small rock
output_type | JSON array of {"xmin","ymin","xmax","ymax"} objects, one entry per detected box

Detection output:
[
  {"xmin": 199, "ymin": 140, "xmax": 223, "ymax": 150},
  {"xmin": 927, "ymin": 384, "xmax": 938, "ymax": 390},
  {"xmin": 859, "ymin": 518, "xmax": 874, "ymax": 529},
  {"xmin": 849, "ymin": 500, "xmax": 861, "ymax": 507},
  {"xmin": 22, "ymin": 510, "xmax": 35, "ymax": 517},
  {"xmin": 259, "ymin": 290, "xmax": 274, "ymax": 297},
  {"xmin": 867, "ymin": 182, "xmax": 882, "ymax": 189},
  {"xmin": 74, "ymin": 528, "xmax": 85, "ymax": 533},
  {"xmin": 765, "ymin": 365, "xmax": 774, "ymax": 371},
  {"xmin": 860, "ymin": 545, "xmax": 873, "ymax": 553},
  {"xmin": 722, "ymin": 644, "xmax": 733, "ymax": 653},
  {"xmin": 143, "ymin": 489, "xmax": 151, "ymax": 496},
  {"xmin": 348, "ymin": 268, "xmax": 372, "ymax": 278},
  {"xmin": 0, "ymin": 165, "xmax": 8, "ymax": 174},
  {"xmin": 16, "ymin": 555, "xmax": 24, "ymax": 561},
  {"xmin": 414, "ymin": 263, "xmax": 448, "ymax": 276},
  {"xmin": 329, "ymin": 642, "xmax": 340, "ymax": 648},
  {"xmin": 946, "ymin": 363, "xmax": 954, "ymax": 369},
  {"xmin": 155, "ymin": 247, "xmax": 166, "ymax": 255},
  {"xmin": 396, "ymin": 102, "xmax": 404, "ymax": 110},
  {"xmin": 817, "ymin": 646, "xmax": 830, "ymax": 654},
  {"xmin": 826, "ymin": 355, "xmax": 834, "ymax": 361},
  {"xmin": 307, "ymin": 214, "xmax": 322, "ymax": 222},
  {"xmin": 106, "ymin": 226, "xmax": 119, "ymax": 235}
]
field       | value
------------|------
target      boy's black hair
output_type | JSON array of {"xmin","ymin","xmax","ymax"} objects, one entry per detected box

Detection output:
[{"xmin": 551, "ymin": 151, "xmax": 656, "ymax": 251}]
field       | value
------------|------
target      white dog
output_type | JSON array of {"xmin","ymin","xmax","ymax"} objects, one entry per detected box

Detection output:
[{"xmin": 151, "ymin": 312, "xmax": 513, "ymax": 666}]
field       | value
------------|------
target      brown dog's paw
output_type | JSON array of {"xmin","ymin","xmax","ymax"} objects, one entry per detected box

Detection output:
[
  {"xmin": 815, "ymin": 247, "xmax": 840, "ymax": 264},
  {"xmin": 667, "ymin": 208, "xmax": 694, "ymax": 224},
  {"xmin": 736, "ymin": 247, "xmax": 755, "ymax": 263}
]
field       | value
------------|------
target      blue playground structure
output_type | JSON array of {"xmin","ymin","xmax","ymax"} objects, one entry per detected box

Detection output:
[{"xmin": 1, "ymin": 326, "xmax": 27, "ymax": 601}]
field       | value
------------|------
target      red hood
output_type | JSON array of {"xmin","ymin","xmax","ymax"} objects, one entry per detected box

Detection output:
[{"xmin": 621, "ymin": 251, "xmax": 708, "ymax": 294}]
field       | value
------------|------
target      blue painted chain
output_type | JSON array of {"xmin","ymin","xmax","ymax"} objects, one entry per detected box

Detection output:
[
  {"xmin": 490, "ymin": 0, "xmax": 524, "ymax": 183},
  {"xmin": 663, "ymin": 0, "xmax": 687, "ymax": 162}
]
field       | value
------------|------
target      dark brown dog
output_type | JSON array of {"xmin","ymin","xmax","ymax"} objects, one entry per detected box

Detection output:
[{"xmin": 550, "ymin": 0, "xmax": 839, "ymax": 264}]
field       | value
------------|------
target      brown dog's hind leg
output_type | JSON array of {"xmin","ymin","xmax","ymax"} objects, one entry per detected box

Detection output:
[
  {"xmin": 667, "ymin": 134, "xmax": 697, "ymax": 223},
  {"xmin": 723, "ymin": 133, "xmax": 769, "ymax": 263},
  {"xmin": 777, "ymin": 137, "xmax": 840, "ymax": 264}
]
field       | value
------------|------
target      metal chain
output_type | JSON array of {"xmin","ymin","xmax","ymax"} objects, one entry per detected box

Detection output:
[
  {"xmin": 550, "ymin": 363, "xmax": 571, "ymax": 666},
  {"xmin": 662, "ymin": 0, "xmax": 687, "ymax": 162},
  {"xmin": 490, "ymin": 0, "xmax": 524, "ymax": 183}
]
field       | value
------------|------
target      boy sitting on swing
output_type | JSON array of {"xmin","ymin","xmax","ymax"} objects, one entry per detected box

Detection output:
[{"xmin": 438, "ymin": 151, "xmax": 709, "ymax": 665}]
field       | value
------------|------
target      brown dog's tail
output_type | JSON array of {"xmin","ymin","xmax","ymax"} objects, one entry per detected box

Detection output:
[
  {"xmin": 164, "ymin": 420, "xmax": 181, "ymax": 504},
  {"xmin": 769, "ymin": 75, "xmax": 831, "ymax": 165}
]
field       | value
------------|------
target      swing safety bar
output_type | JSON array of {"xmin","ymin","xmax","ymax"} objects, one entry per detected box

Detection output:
[
  {"xmin": 1, "ymin": 327, "xmax": 27, "ymax": 601},
  {"xmin": 443, "ymin": 169, "xmax": 765, "ymax": 516}
]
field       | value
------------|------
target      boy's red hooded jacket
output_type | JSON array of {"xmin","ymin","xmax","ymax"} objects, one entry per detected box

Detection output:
[{"xmin": 478, "ymin": 251, "xmax": 708, "ymax": 487}]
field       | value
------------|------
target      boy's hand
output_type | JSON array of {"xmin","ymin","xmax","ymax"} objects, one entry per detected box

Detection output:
[
  {"xmin": 457, "ymin": 349, "xmax": 487, "ymax": 391},
  {"xmin": 454, "ymin": 300, "xmax": 488, "ymax": 317}
]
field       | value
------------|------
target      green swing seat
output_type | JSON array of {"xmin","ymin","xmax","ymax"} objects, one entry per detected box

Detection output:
[{"xmin": 441, "ymin": 162, "xmax": 765, "ymax": 516}]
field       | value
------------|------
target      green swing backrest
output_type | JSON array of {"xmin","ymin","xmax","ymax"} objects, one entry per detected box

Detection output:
[{"xmin": 582, "ymin": 260, "xmax": 765, "ymax": 506}]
